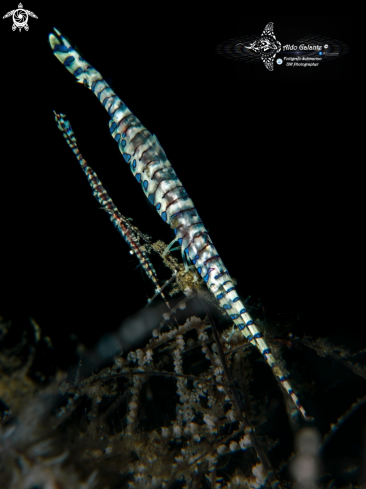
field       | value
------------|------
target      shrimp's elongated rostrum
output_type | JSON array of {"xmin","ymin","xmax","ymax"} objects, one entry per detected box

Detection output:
[{"xmin": 49, "ymin": 28, "xmax": 309, "ymax": 420}]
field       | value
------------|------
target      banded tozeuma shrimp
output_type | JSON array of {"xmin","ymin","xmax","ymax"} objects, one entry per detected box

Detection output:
[{"xmin": 49, "ymin": 27, "xmax": 309, "ymax": 420}]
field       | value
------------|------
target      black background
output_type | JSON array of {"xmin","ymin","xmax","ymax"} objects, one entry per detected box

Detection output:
[
  {"xmin": 0, "ymin": 7, "xmax": 360, "ymax": 484},
  {"xmin": 1, "ymin": 10, "xmax": 353, "ymax": 350}
]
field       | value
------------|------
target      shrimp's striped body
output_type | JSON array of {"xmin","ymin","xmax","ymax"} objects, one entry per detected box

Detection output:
[
  {"xmin": 49, "ymin": 28, "xmax": 308, "ymax": 419},
  {"xmin": 54, "ymin": 111, "xmax": 171, "ymax": 309}
]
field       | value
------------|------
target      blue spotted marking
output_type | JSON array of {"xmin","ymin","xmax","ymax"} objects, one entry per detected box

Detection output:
[
  {"xmin": 216, "ymin": 293, "xmax": 225, "ymax": 300},
  {"xmin": 109, "ymin": 122, "xmax": 117, "ymax": 134},
  {"xmin": 132, "ymin": 159, "xmax": 136, "ymax": 168},
  {"xmin": 232, "ymin": 297, "xmax": 239, "ymax": 302},
  {"xmin": 289, "ymin": 389, "xmax": 294, "ymax": 395},
  {"xmin": 239, "ymin": 308, "xmax": 247, "ymax": 314},
  {"xmin": 253, "ymin": 332, "xmax": 262, "ymax": 339},
  {"xmin": 247, "ymin": 334, "xmax": 254, "ymax": 342},
  {"xmin": 54, "ymin": 44, "xmax": 69, "ymax": 53},
  {"xmin": 230, "ymin": 314, "xmax": 239, "ymax": 320},
  {"xmin": 143, "ymin": 180, "xmax": 148, "ymax": 190},
  {"xmin": 122, "ymin": 132, "xmax": 126, "ymax": 137},
  {"xmin": 214, "ymin": 272, "xmax": 224, "ymax": 279},
  {"xmin": 74, "ymin": 67, "xmax": 83, "ymax": 77},
  {"xmin": 226, "ymin": 287, "xmax": 235, "ymax": 293},
  {"xmin": 223, "ymin": 304, "xmax": 232, "ymax": 310},
  {"xmin": 161, "ymin": 212, "xmax": 167, "ymax": 222},
  {"xmin": 121, "ymin": 139, "xmax": 126, "ymax": 147},
  {"xmin": 135, "ymin": 173, "xmax": 141, "ymax": 183},
  {"xmin": 115, "ymin": 133, "xmax": 121, "ymax": 143},
  {"xmin": 197, "ymin": 267, "xmax": 202, "ymax": 275},
  {"xmin": 263, "ymin": 348, "xmax": 271, "ymax": 355},
  {"xmin": 279, "ymin": 376, "xmax": 286, "ymax": 382},
  {"xmin": 64, "ymin": 56, "xmax": 75, "ymax": 67},
  {"xmin": 192, "ymin": 254, "xmax": 199, "ymax": 264},
  {"xmin": 246, "ymin": 320, "xmax": 254, "ymax": 326},
  {"xmin": 91, "ymin": 81, "xmax": 97, "ymax": 92},
  {"xmin": 178, "ymin": 238, "xmax": 183, "ymax": 245},
  {"xmin": 184, "ymin": 247, "xmax": 190, "ymax": 256},
  {"xmin": 123, "ymin": 153, "xmax": 131, "ymax": 163},
  {"xmin": 237, "ymin": 323, "xmax": 245, "ymax": 330},
  {"xmin": 156, "ymin": 203, "xmax": 161, "ymax": 210},
  {"xmin": 203, "ymin": 268, "xmax": 215, "ymax": 283},
  {"xmin": 148, "ymin": 194, "xmax": 155, "ymax": 204}
]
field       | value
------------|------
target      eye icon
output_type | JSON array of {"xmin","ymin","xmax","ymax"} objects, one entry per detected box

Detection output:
[{"xmin": 324, "ymin": 44, "xmax": 329, "ymax": 49}]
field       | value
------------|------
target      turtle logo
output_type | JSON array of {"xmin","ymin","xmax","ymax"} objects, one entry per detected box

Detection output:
[
  {"xmin": 3, "ymin": 3, "xmax": 38, "ymax": 31},
  {"xmin": 245, "ymin": 22, "xmax": 282, "ymax": 71}
]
